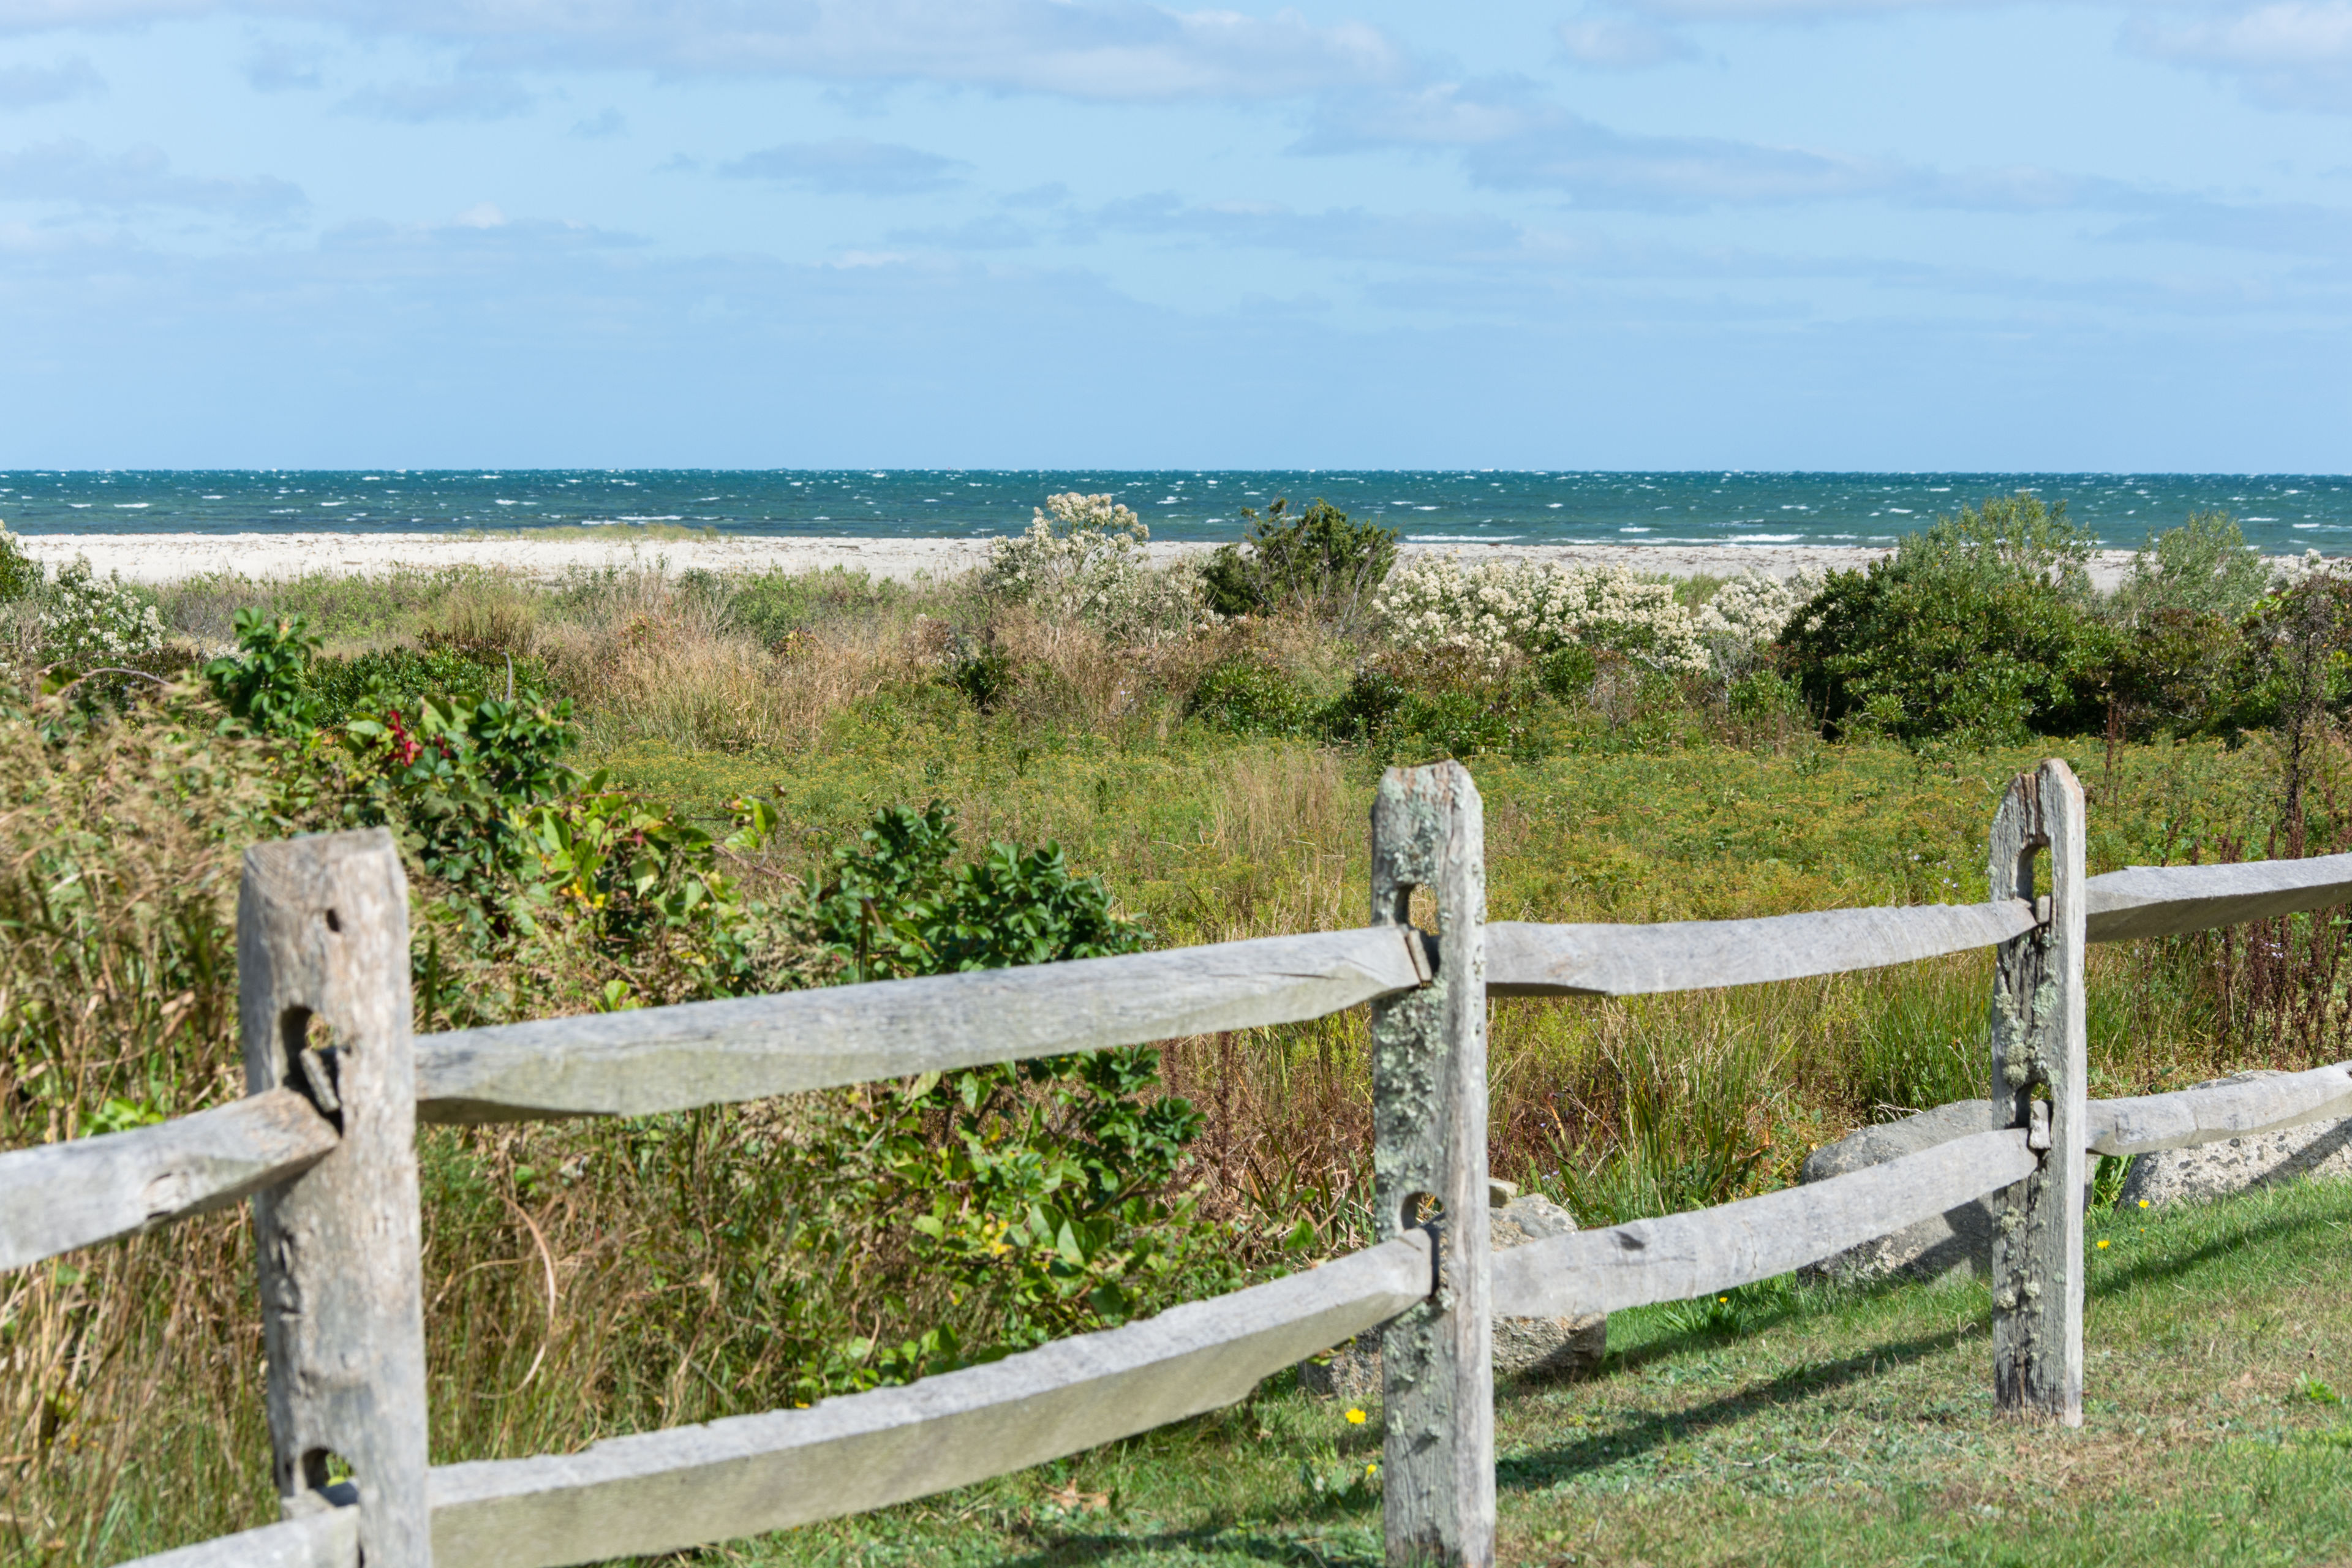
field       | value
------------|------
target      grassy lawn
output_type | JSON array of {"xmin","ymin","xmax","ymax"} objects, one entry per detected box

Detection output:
[{"xmin": 743, "ymin": 1177, "xmax": 2352, "ymax": 1567}]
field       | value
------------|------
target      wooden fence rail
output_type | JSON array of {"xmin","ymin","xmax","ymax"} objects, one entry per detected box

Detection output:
[{"xmin": 9, "ymin": 763, "xmax": 2352, "ymax": 1566}]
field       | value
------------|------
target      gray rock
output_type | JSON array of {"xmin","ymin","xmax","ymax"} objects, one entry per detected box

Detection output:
[
  {"xmin": 2118, "ymin": 1070, "xmax": 2352, "ymax": 1207},
  {"xmin": 1800, "ymin": 1099, "xmax": 2003, "ymax": 1284},
  {"xmin": 1297, "ymin": 1192, "xmax": 1606, "ymax": 1398}
]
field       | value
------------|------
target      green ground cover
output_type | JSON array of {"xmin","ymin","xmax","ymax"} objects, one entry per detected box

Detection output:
[{"xmin": 747, "ymin": 1177, "xmax": 2352, "ymax": 1567}]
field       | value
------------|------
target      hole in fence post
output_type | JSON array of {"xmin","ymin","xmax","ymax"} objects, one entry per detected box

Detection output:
[
  {"xmin": 291, "ymin": 1449, "xmax": 361, "ymax": 1513},
  {"xmin": 1408, "ymin": 886, "xmax": 1439, "ymax": 937},
  {"xmin": 281, "ymin": 1009, "xmax": 345, "ymax": 1127}
]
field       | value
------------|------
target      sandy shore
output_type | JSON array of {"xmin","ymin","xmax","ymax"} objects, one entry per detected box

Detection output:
[{"xmin": 17, "ymin": 532, "xmax": 2155, "ymax": 590}]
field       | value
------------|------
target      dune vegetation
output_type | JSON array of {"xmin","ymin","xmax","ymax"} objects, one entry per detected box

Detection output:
[{"xmin": 4, "ymin": 493, "xmax": 2351, "ymax": 1563}]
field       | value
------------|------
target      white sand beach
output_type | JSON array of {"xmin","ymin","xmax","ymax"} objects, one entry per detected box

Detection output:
[{"xmin": 15, "ymin": 531, "xmax": 2161, "ymax": 591}]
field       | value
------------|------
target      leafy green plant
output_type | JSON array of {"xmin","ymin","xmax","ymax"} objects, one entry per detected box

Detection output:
[
  {"xmin": 202, "ymin": 609, "xmax": 324, "ymax": 736},
  {"xmin": 1201, "ymin": 497, "xmax": 1396, "ymax": 622},
  {"xmin": 945, "ymin": 643, "xmax": 1015, "ymax": 714},
  {"xmin": 1186, "ymin": 656, "xmax": 1317, "ymax": 738},
  {"xmin": 2114, "ymin": 511, "xmax": 2274, "ymax": 625},
  {"xmin": 0, "ymin": 526, "xmax": 37, "ymax": 603},
  {"xmin": 809, "ymin": 801, "xmax": 1147, "ymax": 981},
  {"xmin": 1316, "ymin": 654, "xmax": 1539, "ymax": 763},
  {"xmin": 342, "ymin": 692, "xmax": 580, "ymax": 902},
  {"xmin": 799, "ymin": 802, "xmax": 1220, "ymax": 1354},
  {"xmin": 308, "ymin": 645, "xmax": 548, "ymax": 728}
]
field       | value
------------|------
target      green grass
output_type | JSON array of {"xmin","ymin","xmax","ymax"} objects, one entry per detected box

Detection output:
[{"xmin": 724, "ymin": 1177, "xmax": 2352, "ymax": 1567}]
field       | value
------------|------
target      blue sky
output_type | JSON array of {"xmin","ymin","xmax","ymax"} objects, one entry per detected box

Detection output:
[{"xmin": 0, "ymin": 0, "xmax": 2346, "ymax": 469}]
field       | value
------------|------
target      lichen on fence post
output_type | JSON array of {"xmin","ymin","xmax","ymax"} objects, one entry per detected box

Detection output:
[
  {"xmin": 241, "ymin": 828, "xmax": 433, "ymax": 1564},
  {"xmin": 1986, "ymin": 759, "xmax": 2088, "ymax": 1426},
  {"xmin": 1369, "ymin": 762, "xmax": 1493, "ymax": 1566}
]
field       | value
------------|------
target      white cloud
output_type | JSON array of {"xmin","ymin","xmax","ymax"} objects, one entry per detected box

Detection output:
[
  {"xmin": 720, "ymin": 137, "xmax": 970, "ymax": 195},
  {"xmin": 339, "ymin": 75, "xmax": 534, "ymax": 121},
  {"xmin": 570, "ymin": 105, "xmax": 624, "ymax": 137},
  {"xmin": 2127, "ymin": 1, "xmax": 2352, "ymax": 112},
  {"xmin": 0, "ymin": 137, "xmax": 304, "ymax": 214},
  {"xmin": 0, "ymin": 53, "xmax": 102, "ymax": 108},
  {"xmin": 0, "ymin": 0, "xmax": 1421, "ymax": 103},
  {"xmin": 1300, "ymin": 79, "xmax": 2207, "ymax": 214},
  {"xmin": 243, "ymin": 39, "xmax": 324, "ymax": 92},
  {"xmin": 1555, "ymin": 14, "xmax": 1699, "ymax": 69}
]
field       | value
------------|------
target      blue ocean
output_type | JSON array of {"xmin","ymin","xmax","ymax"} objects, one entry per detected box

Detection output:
[{"xmin": 3, "ymin": 470, "xmax": 2348, "ymax": 555}]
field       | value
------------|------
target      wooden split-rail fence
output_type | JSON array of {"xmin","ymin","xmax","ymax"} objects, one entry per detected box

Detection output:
[{"xmin": 10, "ymin": 758, "xmax": 2352, "ymax": 1566}]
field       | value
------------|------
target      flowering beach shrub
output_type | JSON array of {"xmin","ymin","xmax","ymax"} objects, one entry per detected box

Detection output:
[
  {"xmin": 982, "ymin": 492, "xmax": 1210, "ymax": 643},
  {"xmin": 41, "ymin": 556, "xmax": 165, "ymax": 665},
  {"xmin": 1376, "ymin": 554, "xmax": 1809, "ymax": 681},
  {"xmin": 1697, "ymin": 570, "xmax": 1821, "ymax": 680}
]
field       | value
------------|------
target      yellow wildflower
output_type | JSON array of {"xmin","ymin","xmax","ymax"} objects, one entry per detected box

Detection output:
[{"xmin": 1346, "ymin": 1408, "xmax": 1367, "ymax": 1425}]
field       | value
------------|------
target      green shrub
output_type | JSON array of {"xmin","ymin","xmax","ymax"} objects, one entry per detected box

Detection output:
[
  {"xmin": 943, "ymin": 642, "xmax": 1014, "ymax": 714},
  {"xmin": 809, "ymin": 801, "xmax": 1147, "ymax": 980},
  {"xmin": 203, "ymin": 610, "xmax": 324, "ymax": 736},
  {"xmin": 801, "ymin": 802, "xmax": 1219, "ymax": 1351},
  {"xmin": 309, "ymin": 646, "xmax": 549, "ymax": 727},
  {"xmin": 1185, "ymin": 656, "xmax": 1317, "ymax": 738},
  {"xmin": 1200, "ymin": 497, "xmax": 1396, "ymax": 622},
  {"xmin": 1537, "ymin": 646, "xmax": 1599, "ymax": 703},
  {"xmin": 1316, "ymin": 653, "xmax": 1539, "ymax": 763},
  {"xmin": 1782, "ymin": 494, "xmax": 2114, "ymax": 744},
  {"xmin": 0, "ymin": 526, "xmax": 37, "ymax": 603},
  {"xmin": 2113, "ymin": 511, "xmax": 2274, "ymax": 625},
  {"xmin": 726, "ymin": 567, "xmax": 902, "ymax": 646}
]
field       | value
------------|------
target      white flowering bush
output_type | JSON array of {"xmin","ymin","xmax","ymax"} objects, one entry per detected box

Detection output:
[
  {"xmin": 1376, "ymin": 555, "xmax": 1815, "ymax": 683},
  {"xmin": 42, "ymin": 556, "xmax": 165, "ymax": 665},
  {"xmin": 1694, "ymin": 570, "xmax": 1820, "ymax": 681},
  {"xmin": 983, "ymin": 493, "xmax": 1211, "ymax": 643}
]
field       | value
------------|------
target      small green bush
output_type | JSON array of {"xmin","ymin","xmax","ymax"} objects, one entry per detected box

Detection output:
[
  {"xmin": 1537, "ymin": 646, "xmax": 1599, "ymax": 703},
  {"xmin": 0, "ymin": 526, "xmax": 37, "ymax": 603},
  {"xmin": 1783, "ymin": 494, "xmax": 2114, "ymax": 744},
  {"xmin": 309, "ymin": 646, "xmax": 545, "ymax": 727},
  {"xmin": 1316, "ymin": 654, "xmax": 1539, "ymax": 763},
  {"xmin": 203, "ymin": 610, "xmax": 324, "ymax": 736},
  {"xmin": 2113, "ymin": 511, "xmax": 2274, "ymax": 625},
  {"xmin": 1185, "ymin": 656, "xmax": 1317, "ymax": 738},
  {"xmin": 1200, "ymin": 497, "xmax": 1396, "ymax": 622},
  {"xmin": 727, "ymin": 567, "xmax": 902, "ymax": 646},
  {"xmin": 802, "ymin": 802, "xmax": 1218, "ymax": 1350},
  {"xmin": 944, "ymin": 643, "xmax": 1014, "ymax": 714}
]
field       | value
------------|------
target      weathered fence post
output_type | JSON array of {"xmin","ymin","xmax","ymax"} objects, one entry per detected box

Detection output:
[
  {"xmin": 1370, "ymin": 762, "xmax": 1493, "ymax": 1566},
  {"xmin": 1986, "ymin": 759, "xmax": 2087, "ymax": 1425},
  {"xmin": 241, "ymin": 828, "xmax": 432, "ymax": 1563}
]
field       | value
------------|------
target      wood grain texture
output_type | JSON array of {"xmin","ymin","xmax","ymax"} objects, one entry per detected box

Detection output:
[
  {"xmin": 1490, "ymin": 1128, "xmax": 2034, "ymax": 1318},
  {"xmin": 241, "ymin": 830, "xmax": 432, "ymax": 1566},
  {"xmin": 2086, "ymin": 853, "xmax": 2352, "ymax": 943},
  {"xmin": 414, "ymin": 926, "xmax": 1432, "ymax": 1124},
  {"xmin": 0, "ymin": 1089, "xmax": 337, "ymax": 1272},
  {"xmin": 1484, "ymin": 901, "xmax": 2037, "ymax": 998},
  {"xmin": 1988, "ymin": 761, "xmax": 2088, "ymax": 1427},
  {"xmin": 425, "ymin": 1234, "xmax": 1433, "ymax": 1568},
  {"xmin": 1368, "ymin": 763, "xmax": 1493, "ymax": 1568},
  {"xmin": 110, "ymin": 1496, "xmax": 356, "ymax": 1568},
  {"xmin": 2087, "ymin": 1061, "xmax": 2352, "ymax": 1155}
]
